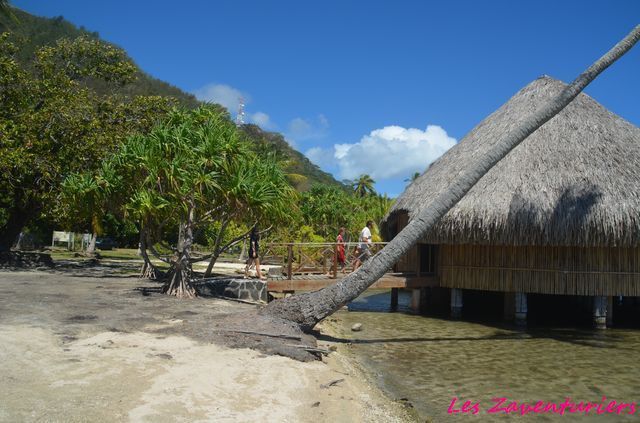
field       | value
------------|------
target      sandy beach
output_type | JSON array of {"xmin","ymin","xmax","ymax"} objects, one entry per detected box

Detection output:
[{"xmin": 0, "ymin": 268, "xmax": 412, "ymax": 422}]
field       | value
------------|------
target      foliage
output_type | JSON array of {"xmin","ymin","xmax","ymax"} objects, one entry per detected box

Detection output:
[
  {"xmin": 0, "ymin": 8, "xmax": 200, "ymax": 107},
  {"xmin": 92, "ymin": 105, "xmax": 296, "ymax": 294},
  {"xmin": 0, "ymin": 33, "xmax": 173, "ymax": 249},
  {"xmin": 297, "ymin": 183, "xmax": 394, "ymax": 242},
  {"xmin": 352, "ymin": 174, "xmax": 376, "ymax": 197},
  {"xmin": 240, "ymin": 124, "xmax": 346, "ymax": 191}
]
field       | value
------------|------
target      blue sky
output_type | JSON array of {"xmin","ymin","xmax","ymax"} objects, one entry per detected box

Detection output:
[{"xmin": 13, "ymin": 0, "xmax": 640, "ymax": 196}]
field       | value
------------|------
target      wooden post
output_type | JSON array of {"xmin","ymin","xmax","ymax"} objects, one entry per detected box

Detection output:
[
  {"xmin": 515, "ymin": 292, "xmax": 527, "ymax": 327},
  {"xmin": 410, "ymin": 289, "xmax": 421, "ymax": 313},
  {"xmin": 593, "ymin": 296, "xmax": 607, "ymax": 329},
  {"xmin": 420, "ymin": 288, "xmax": 428, "ymax": 313},
  {"xmin": 332, "ymin": 243, "xmax": 338, "ymax": 279},
  {"xmin": 287, "ymin": 244, "xmax": 293, "ymax": 281},
  {"xmin": 415, "ymin": 245, "xmax": 421, "ymax": 278},
  {"xmin": 503, "ymin": 292, "xmax": 515, "ymax": 321},
  {"xmin": 450, "ymin": 288, "xmax": 463, "ymax": 319},
  {"xmin": 606, "ymin": 296, "xmax": 614, "ymax": 327},
  {"xmin": 390, "ymin": 288, "xmax": 399, "ymax": 310}
]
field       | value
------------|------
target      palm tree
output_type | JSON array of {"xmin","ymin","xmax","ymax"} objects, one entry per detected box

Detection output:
[
  {"xmin": 352, "ymin": 174, "xmax": 376, "ymax": 197},
  {"xmin": 262, "ymin": 25, "xmax": 640, "ymax": 331},
  {"xmin": 404, "ymin": 172, "xmax": 420, "ymax": 183}
]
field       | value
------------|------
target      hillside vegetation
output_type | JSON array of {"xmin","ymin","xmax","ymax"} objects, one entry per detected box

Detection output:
[{"xmin": 0, "ymin": 7, "xmax": 345, "ymax": 191}]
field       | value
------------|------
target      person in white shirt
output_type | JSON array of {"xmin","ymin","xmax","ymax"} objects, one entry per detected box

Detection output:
[{"xmin": 354, "ymin": 220, "xmax": 374, "ymax": 270}]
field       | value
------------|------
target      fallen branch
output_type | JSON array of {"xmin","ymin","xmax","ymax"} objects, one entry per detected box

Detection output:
[
  {"xmin": 320, "ymin": 378, "xmax": 345, "ymax": 389},
  {"xmin": 215, "ymin": 329, "xmax": 302, "ymax": 341},
  {"xmin": 284, "ymin": 344, "xmax": 331, "ymax": 356}
]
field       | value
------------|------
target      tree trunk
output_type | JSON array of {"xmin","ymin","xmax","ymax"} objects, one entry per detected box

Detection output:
[
  {"xmin": 139, "ymin": 228, "xmax": 163, "ymax": 280},
  {"xmin": 85, "ymin": 232, "xmax": 98, "ymax": 257},
  {"xmin": 203, "ymin": 218, "xmax": 230, "ymax": 278},
  {"xmin": 203, "ymin": 251, "xmax": 221, "ymax": 278},
  {"xmin": 163, "ymin": 207, "xmax": 197, "ymax": 298},
  {"xmin": 262, "ymin": 25, "xmax": 640, "ymax": 332},
  {"xmin": 0, "ymin": 205, "xmax": 35, "ymax": 252},
  {"xmin": 238, "ymin": 239, "xmax": 247, "ymax": 261},
  {"xmin": 162, "ymin": 261, "xmax": 196, "ymax": 298}
]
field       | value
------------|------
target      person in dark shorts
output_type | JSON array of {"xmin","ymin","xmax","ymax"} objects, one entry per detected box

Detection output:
[{"xmin": 245, "ymin": 225, "xmax": 264, "ymax": 279}]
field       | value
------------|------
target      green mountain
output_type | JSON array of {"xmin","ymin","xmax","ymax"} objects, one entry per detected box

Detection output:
[
  {"xmin": 0, "ymin": 7, "xmax": 345, "ymax": 191},
  {"xmin": 0, "ymin": 8, "xmax": 200, "ymax": 107},
  {"xmin": 240, "ymin": 124, "xmax": 344, "ymax": 191}
]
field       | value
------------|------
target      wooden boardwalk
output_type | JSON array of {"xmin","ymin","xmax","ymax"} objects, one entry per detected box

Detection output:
[{"xmin": 267, "ymin": 272, "xmax": 439, "ymax": 292}]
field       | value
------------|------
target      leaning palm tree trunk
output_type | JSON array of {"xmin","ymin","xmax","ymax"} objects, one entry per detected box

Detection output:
[{"xmin": 262, "ymin": 25, "xmax": 640, "ymax": 332}]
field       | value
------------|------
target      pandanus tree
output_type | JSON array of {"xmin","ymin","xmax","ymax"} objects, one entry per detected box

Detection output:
[
  {"xmin": 113, "ymin": 106, "xmax": 240, "ymax": 297},
  {"xmin": 107, "ymin": 105, "xmax": 294, "ymax": 297},
  {"xmin": 201, "ymin": 154, "xmax": 295, "ymax": 277},
  {"xmin": 59, "ymin": 163, "xmax": 120, "ymax": 256},
  {"xmin": 262, "ymin": 25, "xmax": 640, "ymax": 331}
]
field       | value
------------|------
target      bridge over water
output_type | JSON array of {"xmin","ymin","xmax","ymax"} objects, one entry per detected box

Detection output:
[{"xmin": 262, "ymin": 242, "xmax": 437, "ymax": 309}]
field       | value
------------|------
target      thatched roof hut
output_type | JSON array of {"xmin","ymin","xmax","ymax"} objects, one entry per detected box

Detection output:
[{"xmin": 384, "ymin": 76, "xmax": 640, "ymax": 247}]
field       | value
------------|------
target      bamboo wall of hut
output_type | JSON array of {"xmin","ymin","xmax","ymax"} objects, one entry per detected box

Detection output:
[
  {"xmin": 391, "ymin": 210, "xmax": 640, "ymax": 297},
  {"xmin": 439, "ymin": 244, "xmax": 640, "ymax": 296}
]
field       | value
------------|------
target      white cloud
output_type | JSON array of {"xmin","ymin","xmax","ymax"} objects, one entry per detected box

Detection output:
[
  {"xmin": 334, "ymin": 125, "xmax": 456, "ymax": 181},
  {"xmin": 249, "ymin": 111, "xmax": 275, "ymax": 130},
  {"xmin": 192, "ymin": 83, "xmax": 249, "ymax": 113},
  {"xmin": 305, "ymin": 147, "xmax": 328, "ymax": 166},
  {"xmin": 286, "ymin": 114, "xmax": 329, "ymax": 142}
]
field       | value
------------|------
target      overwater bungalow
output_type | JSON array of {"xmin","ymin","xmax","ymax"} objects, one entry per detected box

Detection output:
[{"xmin": 382, "ymin": 76, "xmax": 640, "ymax": 329}]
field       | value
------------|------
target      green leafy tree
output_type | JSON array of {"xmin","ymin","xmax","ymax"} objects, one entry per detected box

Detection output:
[
  {"xmin": 106, "ymin": 106, "xmax": 294, "ymax": 297},
  {"xmin": 59, "ymin": 163, "xmax": 120, "ymax": 256},
  {"xmin": 0, "ymin": 34, "xmax": 172, "ymax": 251},
  {"xmin": 299, "ymin": 185, "xmax": 354, "ymax": 239},
  {"xmin": 201, "ymin": 153, "xmax": 296, "ymax": 277}
]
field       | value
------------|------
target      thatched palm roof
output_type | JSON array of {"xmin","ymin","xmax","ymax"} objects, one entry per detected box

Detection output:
[{"xmin": 384, "ymin": 76, "xmax": 640, "ymax": 247}]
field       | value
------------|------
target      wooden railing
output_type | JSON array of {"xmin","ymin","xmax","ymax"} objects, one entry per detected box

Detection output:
[{"xmin": 263, "ymin": 242, "xmax": 389, "ymax": 280}]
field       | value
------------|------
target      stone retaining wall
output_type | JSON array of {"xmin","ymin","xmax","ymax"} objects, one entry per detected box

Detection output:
[{"xmin": 196, "ymin": 277, "xmax": 267, "ymax": 303}]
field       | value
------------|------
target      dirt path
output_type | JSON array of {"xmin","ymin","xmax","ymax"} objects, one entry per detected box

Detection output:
[{"xmin": 0, "ymin": 269, "xmax": 411, "ymax": 422}]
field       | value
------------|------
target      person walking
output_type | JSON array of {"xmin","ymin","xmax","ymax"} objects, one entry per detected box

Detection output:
[
  {"xmin": 244, "ymin": 225, "xmax": 264, "ymax": 279},
  {"xmin": 354, "ymin": 220, "xmax": 374, "ymax": 271},
  {"xmin": 336, "ymin": 227, "xmax": 346, "ymax": 274}
]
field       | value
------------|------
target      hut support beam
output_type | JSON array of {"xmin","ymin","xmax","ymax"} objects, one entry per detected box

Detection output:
[
  {"xmin": 450, "ymin": 288, "xmax": 463, "ymax": 319},
  {"xmin": 390, "ymin": 288, "xmax": 399, "ymax": 310},
  {"xmin": 515, "ymin": 292, "xmax": 527, "ymax": 327},
  {"xmin": 593, "ymin": 296, "xmax": 607, "ymax": 329},
  {"xmin": 410, "ymin": 289, "xmax": 421, "ymax": 313},
  {"xmin": 504, "ymin": 292, "xmax": 515, "ymax": 321},
  {"xmin": 606, "ymin": 296, "xmax": 613, "ymax": 327}
]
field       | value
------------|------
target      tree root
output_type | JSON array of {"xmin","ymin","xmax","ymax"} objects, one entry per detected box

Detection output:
[
  {"xmin": 162, "ymin": 268, "xmax": 197, "ymax": 299},
  {"xmin": 140, "ymin": 262, "xmax": 164, "ymax": 280}
]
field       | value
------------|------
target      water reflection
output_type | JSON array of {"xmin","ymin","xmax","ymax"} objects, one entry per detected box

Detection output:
[{"xmin": 333, "ymin": 290, "xmax": 640, "ymax": 421}]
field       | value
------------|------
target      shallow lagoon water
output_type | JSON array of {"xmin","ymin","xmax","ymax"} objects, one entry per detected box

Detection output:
[{"xmin": 334, "ymin": 290, "xmax": 640, "ymax": 421}]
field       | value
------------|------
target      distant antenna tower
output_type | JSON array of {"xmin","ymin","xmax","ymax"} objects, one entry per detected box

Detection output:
[{"xmin": 235, "ymin": 96, "xmax": 245, "ymax": 126}]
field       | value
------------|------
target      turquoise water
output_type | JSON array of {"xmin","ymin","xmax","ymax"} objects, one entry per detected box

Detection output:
[{"xmin": 332, "ymin": 290, "xmax": 640, "ymax": 422}]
